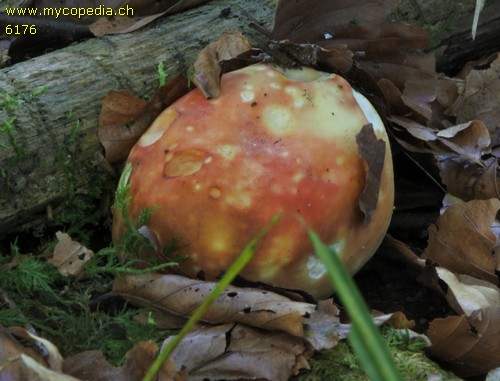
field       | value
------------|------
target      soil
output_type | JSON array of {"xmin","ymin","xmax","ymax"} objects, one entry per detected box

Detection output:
[{"xmin": 355, "ymin": 244, "xmax": 454, "ymax": 333}]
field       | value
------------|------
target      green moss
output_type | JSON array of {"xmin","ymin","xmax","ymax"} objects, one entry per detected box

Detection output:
[
  {"xmin": 0, "ymin": 180, "xmax": 178, "ymax": 364},
  {"xmin": 293, "ymin": 328, "xmax": 462, "ymax": 381},
  {"xmin": 157, "ymin": 61, "xmax": 167, "ymax": 88},
  {"xmin": 0, "ymin": 86, "xmax": 47, "ymax": 156},
  {"xmin": 50, "ymin": 114, "xmax": 114, "ymax": 242}
]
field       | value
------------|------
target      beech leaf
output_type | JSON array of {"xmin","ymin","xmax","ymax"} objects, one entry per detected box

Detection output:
[
  {"xmin": 434, "ymin": 267, "xmax": 500, "ymax": 316},
  {"xmin": 422, "ymin": 198, "xmax": 499, "ymax": 284},
  {"xmin": 49, "ymin": 231, "xmax": 94, "ymax": 277},
  {"xmin": 0, "ymin": 354, "xmax": 81, "ymax": 381},
  {"xmin": 98, "ymin": 89, "xmax": 148, "ymax": 163},
  {"xmin": 163, "ymin": 323, "xmax": 312, "ymax": 381},
  {"xmin": 439, "ymin": 156, "xmax": 499, "ymax": 202},
  {"xmin": 391, "ymin": 117, "xmax": 491, "ymax": 164},
  {"xmin": 112, "ymin": 273, "xmax": 315, "ymax": 337},
  {"xmin": 63, "ymin": 341, "xmax": 186, "ymax": 381},
  {"xmin": 7, "ymin": 326, "xmax": 64, "ymax": 372},
  {"xmin": 427, "ymin": 308, "xmax": 500, "ymax": 377},
  {"xmin": 192, "ymin": 30, "xmax": 252, "ymax": 98}
]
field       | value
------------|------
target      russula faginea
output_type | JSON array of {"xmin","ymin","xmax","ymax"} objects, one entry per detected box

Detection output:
[{"xmin": 113, "ymin": 63, "xmax": 394, "ymax": 299}]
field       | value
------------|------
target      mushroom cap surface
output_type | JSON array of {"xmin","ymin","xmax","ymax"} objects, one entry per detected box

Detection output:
[{"xmin": 113, "ymin": 63, "xmax": 394, "ymax": 299}]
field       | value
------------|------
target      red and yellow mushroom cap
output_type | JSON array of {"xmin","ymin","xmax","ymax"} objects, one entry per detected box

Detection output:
[{"xmin": 113, "ymin": 63, "xmax": 394, "ymax": 299}]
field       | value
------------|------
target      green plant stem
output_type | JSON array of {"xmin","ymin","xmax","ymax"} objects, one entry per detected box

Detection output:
[
  {"xmin": 307, "ymin": 229, "xmax": 402, "ymax": 381},
  {"xmin": 142, "ymin": 215, "xmax": 280, "ymax": 381}
]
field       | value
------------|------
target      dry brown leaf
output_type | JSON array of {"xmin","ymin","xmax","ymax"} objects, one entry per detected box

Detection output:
[
  {"xmin": 89, "ymin": 0, "xmax": 210, "ymax": 36},
  {"xmin": 422, "ymin": 198, "xmax": 499, "ymax": 285},
  {"xmin": 0, "ymin": 327, "xmax": 76, "ymax": 381},
  {"xmin": 7, "ymin": 327, "xmax": 64, "ymax": 372},
  {"xmin": 427, "ymin": 308, "xmax": 500, "ymax": 377},
  {"xmin": 450, "ymin": 53, "xmax": 500, "ymax": 146},
  {"xmin": 192, "ymin": 30, "xmax": 252, "ymax": 98},
  {"xmin": 0, "ymin": 354, "xmax": 82, "ymax": 381},
  {"xmin": 97, "ymin": 89, "xmax": 147, "ymax": 163},
  {"xmin": 98, "ymin": 73, "xmax": 190, "ymax": 163},
  {"xmin": 433, "ymin": 267, "xmax": 500, "ymax": 316},
  {"xmin": 0, "ymin": 328, "xmax": 47, "ymax": 369},
  {"xmin": 112, "ymin": 273, "xmax": 315, "ymax": 337},
  {"xmin": 383, "ymin": 234, "xmax": 426, "ymax": 269},
  {"xmin": 63, "ymin": 350, "xmax": 124, "ymax": 381},
  {"xmin": 303, "ymin": 300, "xmax": 341, "ymax": 350},
  {"xmin": 391, "ymin": 117, "xmax": 491, "ymax": 164},
  {"xmin": 63, "ymin": 341, "xmax": 182, "ymax": 381},
  {"xmin": 436, "ymin": 120, "xmax": 491, "ymax": 162},
  {"xmin": 49, "ymin": 232, "xmax": 93, "ymax": 277},
  {"xmin": 439, "ymin": 157, "xmax": 499, "ymax": 201},
  {"xmin": 163, "ymin": 323, "xmax": 312, "ymax": 381},
  {"xmin": 356, "ymin": 123, "xmax": 387, "ymax": 224}
]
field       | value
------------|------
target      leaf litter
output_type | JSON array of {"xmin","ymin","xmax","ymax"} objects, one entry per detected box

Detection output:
[{"xmin": 4, "ymin": 0, "xmax": 500, "ymax": 379}]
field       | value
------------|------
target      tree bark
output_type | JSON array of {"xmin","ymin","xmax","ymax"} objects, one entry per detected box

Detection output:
[{"xmin": 1, "ymin": 0, "xmax": 499, "ymax": 236}]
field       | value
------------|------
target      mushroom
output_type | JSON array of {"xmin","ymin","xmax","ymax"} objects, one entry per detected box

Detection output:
[{"xmin": 112, "ymin": 63, "xmax": 394, "ymax": 299}]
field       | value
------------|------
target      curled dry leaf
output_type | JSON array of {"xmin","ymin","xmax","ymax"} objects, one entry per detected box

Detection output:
[
  {"xmin": 383, "ymin": 234, "xmax": 426, "ymax": 269},
  {"xmin": 191, "ymin": 30, "xmax": 253, "ymax": 98},
  {"xmin": 0, "ymin": 354, "xmax": 81, "ymax": 381},
  {"xmin": 7, "ymin": 327, "xmax": 64, "ymax": 372},
  {"xmin": 391, "ymin": 117, "xmax": 491, "ymax": 164},
  {"xmin": 112, "ymin": 273, "xmax": 315, "ymax": 337},
  {"xmin": 163, "ymin": 323, "xmax": 312, "ymax": 381},
  {"xmin": 422, "ymin": 198, "xmax": 499, "ymax": 285},
  {"xmin": 0, "ymin": 327, "xmax": 47, "ymax": 370},
  {"xmin": 356, "ymin": 123, "xmax": 387, "ymax": 224},
  {"xmin": 433, "ymin": 267, "xmax": 500, "ymax": 316},
  {"xmin": 49, "ymin": 232, "xmax": 93, "ymax": 277},
  {"xmin": 436, "ymin": 120, "xmax": 491, "ymax": 162},
  {"xmin": 426, "ymin": 308, "xmax": 500, "ymax": 377},
  {"xmin": 0, "ymin": 326, "xmax": 75, "ymax": 381}
]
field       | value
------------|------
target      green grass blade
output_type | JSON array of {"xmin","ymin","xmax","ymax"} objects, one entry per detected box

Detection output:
[
  {"xmin": 307, "ymin": 229, "xmax": 402, "ymax": 381},
  {"xmin": 142, "ymin": 215, "xmax": 280, "ymax": 381}
]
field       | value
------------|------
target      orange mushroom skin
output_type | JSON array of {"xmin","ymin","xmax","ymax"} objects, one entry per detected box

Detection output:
[{"xmin": 113, "ymin": 64, "xmax": 394, "ymax": 299}]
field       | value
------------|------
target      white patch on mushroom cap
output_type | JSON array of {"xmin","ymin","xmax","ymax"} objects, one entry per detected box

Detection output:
[
  {"xmin": 138, "ymin": 108, "xmax": 178, "ymax": 147},
  {"xmin": 307, "ymin": 239, "xmax": 346, "ymax": 279},
  {"xmin": 240, "ymin": 90, "xmax": 255, "ymax": 102},
  {"xmin": 352, "ymin": 90, "xmax": 385, "ymax": 134},
  {"xmin": 262, "ymin": 105, "xmax": 294, "ymax": 134},
  {"xmin": 306, "ymin": 255, "xmax": 327, "ymax": 280}
]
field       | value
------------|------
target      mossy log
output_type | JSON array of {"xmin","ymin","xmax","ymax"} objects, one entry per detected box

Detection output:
[{"xmin": 1, "ymin": 0, "xmax": 499, "ymax": 236}]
